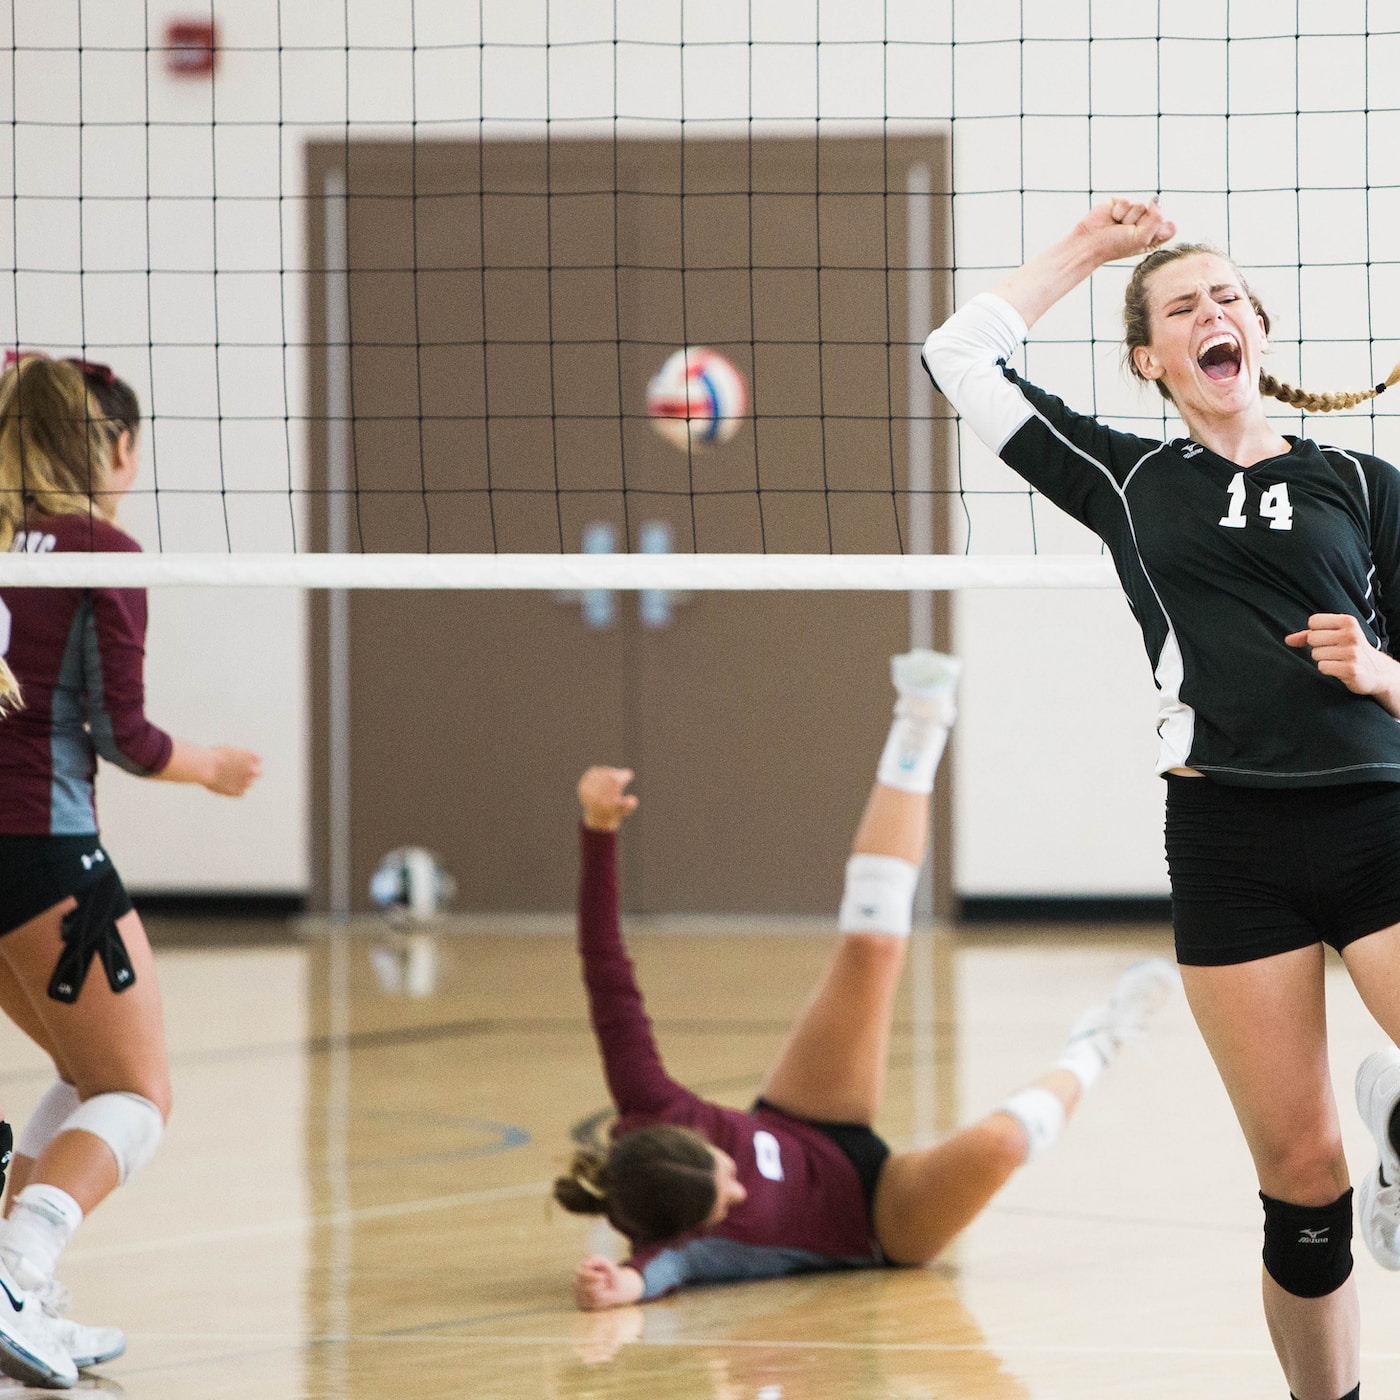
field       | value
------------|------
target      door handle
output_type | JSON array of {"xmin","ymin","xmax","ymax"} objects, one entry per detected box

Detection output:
[
  {"xmin": 638, "ymin": 520, "xmax": 690, "ymax": 629},
  {"xmin": 554, "ymin": 521, "xmax": 617, "ymax": 629},
  {"xmin": 554, "ymin": 520, "xmax": 689, "ymax": 630}
]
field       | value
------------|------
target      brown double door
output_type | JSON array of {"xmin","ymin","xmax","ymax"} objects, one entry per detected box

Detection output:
[{"xmin": 306, "ymin": 134, "xmax": 951, "ymax": 915}]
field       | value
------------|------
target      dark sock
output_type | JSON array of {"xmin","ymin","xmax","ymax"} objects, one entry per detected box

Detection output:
[
  {"xmin": 1389, "ymin": 1099, "xmax": 1400, "ymax": 1158},
  {"xmin": 1293, "ymin": 1389, "xmax": 1360, "ymax": 1400}
]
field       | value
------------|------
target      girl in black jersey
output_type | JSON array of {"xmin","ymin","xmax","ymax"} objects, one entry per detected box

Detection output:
[{"xmin": 923, "ymin": 197, "xmax": 1400, "ymax": 1400}]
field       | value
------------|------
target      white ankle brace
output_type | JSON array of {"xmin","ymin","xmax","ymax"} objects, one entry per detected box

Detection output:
[
  {"xmin": 837, "ymin": 854, "xmax": 921, "ymax": 936},
  {"xmin": 877, "ymin": 702, "xmax": 950, "ymax": 794},
  {"xmin": 995, "ymin": 1087, "xmax": 1066, "ymax": 1162},
  {"xmin": 1055, "ymin": 1035, "xmax": 1112, "ymax": 1093},
  {"xmin": 0, "ymin": 1184, "xmax": 83, "ymax": 1287}
]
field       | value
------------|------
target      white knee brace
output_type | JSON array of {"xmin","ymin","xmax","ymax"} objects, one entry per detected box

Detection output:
[
  {"xmin": 62, "ymin": 1092, "xmax": 164, "ymax": 1186},
  {"xmin": 837, "ymin": 854, "xmax": 921, "ymax": 937},
  {"xmin": 15, "ymin": 1080, "xmax": 82, "ymax": 1161}
]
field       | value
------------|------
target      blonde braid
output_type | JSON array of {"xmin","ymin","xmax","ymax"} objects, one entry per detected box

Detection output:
[{"xmin": 1260, "ymin": 360, "xmax": 1400, "ymax": 414}]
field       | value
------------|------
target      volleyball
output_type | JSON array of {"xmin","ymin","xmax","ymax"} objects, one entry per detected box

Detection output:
[
  {"xmin": 646, "ymin": 346, "xmax": 747, "ymax": 450},
  {"xmin": 369, "ymin": 846, "xmax": 456, "ymax": 923}
]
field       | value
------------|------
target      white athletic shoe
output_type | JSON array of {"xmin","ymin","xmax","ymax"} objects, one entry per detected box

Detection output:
[
  {"xmin": 1355, "ymin": 1047, "xmax": 1400, "ymax": 1270},
  {"xmin": 28, "ymin": 1277, "xmax": 125, "ymax": 1369},
  {"xmin": 1063, "ymin": 957, "xmax": 1181, "ymax": 1072},
  {"xmin": 891, "ymin": 649, "xmax": 960, "ymax": 724},
  {"xmin": 1107, "ymin": 957, "xmax": 1181, "ymax": 1039},
  {"xmin": 0, "ymin": 1257, "xmax": 79, "ymax": 1388}
]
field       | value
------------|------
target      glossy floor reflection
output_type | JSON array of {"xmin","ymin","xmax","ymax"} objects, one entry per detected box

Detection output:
[{"xmin": 6, "ymin": 920, "xmax": 1400, "ymax": 1397}]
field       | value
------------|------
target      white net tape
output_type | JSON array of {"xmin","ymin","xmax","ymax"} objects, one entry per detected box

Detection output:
[{"xmin": 0, "ymin": 552, "xmax": 1119, "ymax": 590}]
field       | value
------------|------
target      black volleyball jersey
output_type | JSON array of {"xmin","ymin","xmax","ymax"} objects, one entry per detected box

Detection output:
[{"xmin": 922, "ymin": 292, "xmax": 1400, "ymax": 788}]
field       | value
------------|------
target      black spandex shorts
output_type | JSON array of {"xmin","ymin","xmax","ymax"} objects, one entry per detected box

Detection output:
[
  {"xmin": 1165, "ymin": 776, "xmax": 1400, "ymax": 966},
  {"xmin": 752, "ymin": 1097, "xmax": 891, "ymax": 1211},
  {"xmin": 0, "ymin": 835, "xmax": 132, "ymax": 938}
]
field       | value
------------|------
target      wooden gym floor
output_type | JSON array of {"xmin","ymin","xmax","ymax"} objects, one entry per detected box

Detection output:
[{"xmin": 5, "ymin": 915, "xmax": 1400, "ymax": 1398}]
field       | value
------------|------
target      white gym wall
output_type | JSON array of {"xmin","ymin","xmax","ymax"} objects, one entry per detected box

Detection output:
[{"xmin": 5, "ymin": 0, "xmax": 1390, "ymax": 901}]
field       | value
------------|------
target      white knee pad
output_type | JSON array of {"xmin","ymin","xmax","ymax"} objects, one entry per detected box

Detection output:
[
  {"xmin": 15, "ymin": 1080, "xmax": 82, "ymax": 1161},
  {"xmin": 837, "ymin": 854, "xmax": 921, "ymax": 937},
  {"xmin": 61, "ymin": 1092, "xmax": 164, "ymax": 1186}
]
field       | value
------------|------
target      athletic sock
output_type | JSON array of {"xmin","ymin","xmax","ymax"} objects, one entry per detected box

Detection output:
[
  {"xmin": 995, "ymin": 1086, "xmax": 1065, "ymax": 1162},
  {"xmin": 1292, "ymin": 1390, "xmax": 1360, "ymax": 1400},
  {"xmin": 1054, "ymin": 1010, "xmax": 1116, "ymax": 1093},
  {"xmin": 0, "ymin": 1184, "xmax": 83, "ymax": 1289},
  {"xmin": 878, "ymin": 651, "xmax": 958, "ymax": 794},
  {"xmin": 876, "ymin": 696, "xmax": 950, "ymax": 795},
  {"xmin": 1388, "ymin": 1100, "xmax": 1400, "ymax": 1159}
]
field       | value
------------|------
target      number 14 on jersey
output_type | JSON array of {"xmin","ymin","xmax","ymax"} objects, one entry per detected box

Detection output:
[{"xmin": 1219, "ymin": 472, "xmax": 1294, "ymax": 531}]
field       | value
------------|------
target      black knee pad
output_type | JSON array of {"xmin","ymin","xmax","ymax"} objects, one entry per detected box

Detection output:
[{"xmin": 1260, "ymin": 1188, "xmax": 1354, "ymax": 1298}]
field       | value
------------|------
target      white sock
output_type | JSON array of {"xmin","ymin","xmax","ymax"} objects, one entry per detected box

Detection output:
[
  {"xmin": 0, "ymin": 1184, "xmax": 83, "ymax": 1288},
  {"xmin": 876, "ymin": 696, "xmax": 950, "ymax": 794},
  {"xmin": 1054, "ymin": 1004, "xmax": 1117, "ymax": 1093},
  {"xmin": 995, "ymin": 1087, "xmax": 1065, "ymax": 1162}
]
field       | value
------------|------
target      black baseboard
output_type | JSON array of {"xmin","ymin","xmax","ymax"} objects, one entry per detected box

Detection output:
[
  {"xmin": 129, "ymin": 892, "xmax": 306, "ymax": 920},
  {"xmin": 130, "ymin": 892, "xmax": 306, "ymax": 948},
  {"xmin": 958, "ymin": 895, "xmax": 1171, "ymax": 924}
]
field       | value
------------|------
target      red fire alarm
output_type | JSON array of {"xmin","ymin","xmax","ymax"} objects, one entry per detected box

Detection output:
[{"xmin": 164, "ymin": 18, "xmax": 219, "ymax": 76}]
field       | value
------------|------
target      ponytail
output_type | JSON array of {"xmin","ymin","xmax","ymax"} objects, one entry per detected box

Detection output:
[
  {"xmin": 0, "ymin": 355, "xmax": 139, "ymax": 552},
  {"xmin": 1259, "ymin": 361, "xmax": 1400, "ymax": 415},
  {"xmin": 553, "ymin": 1148, "xmax": 611, "ymax": 1217}
]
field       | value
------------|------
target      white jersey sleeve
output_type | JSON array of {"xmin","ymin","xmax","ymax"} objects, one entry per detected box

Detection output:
[{"xmin": 920, "ymin": 292, "xmax": 1033, "ymax": 453}]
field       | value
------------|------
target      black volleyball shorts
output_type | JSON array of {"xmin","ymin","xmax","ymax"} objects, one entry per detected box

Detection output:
[
  {"xmin": 0, "ymin": 835, "xmax": 132, "ymax": 938},
  {"xmin": 1165, "ymin": 776, "xmax": 1400, "ymax": 966}
]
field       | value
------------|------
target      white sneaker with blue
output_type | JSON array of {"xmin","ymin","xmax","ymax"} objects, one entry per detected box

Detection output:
[
  {"xmin": 30, "ymin": 1275, "xmax": 125, "ymax": 1369},
  {"xmin": 0, "ymin": 1255, "xmax": 78, "ymax": 1388},
  {"xmin": 890, "ymin": 649, "xmax": 961, "ymax": 725},
  {"xmin": 1059, "ymin": 958, "xmax": 1181, "ymax": 1086}
]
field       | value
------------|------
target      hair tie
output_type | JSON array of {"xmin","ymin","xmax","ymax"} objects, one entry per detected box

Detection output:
[
  {"xmin": 574, "ymin": 1173, "xmax": 606, "ymax": 1200},
  {"xmin": 67, "ymin": 357, "xmax": 115, "ymax": 386}
]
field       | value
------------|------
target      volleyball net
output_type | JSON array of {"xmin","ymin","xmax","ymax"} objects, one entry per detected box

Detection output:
[{"xmin": 3, "ymin": 2, "xmax": 1399, "ymax": 591}]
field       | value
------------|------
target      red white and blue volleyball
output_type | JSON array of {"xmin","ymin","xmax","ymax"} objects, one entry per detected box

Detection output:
[{"xmin": 646, "ymin": 347, "xmax": 748, "ymax": 450}]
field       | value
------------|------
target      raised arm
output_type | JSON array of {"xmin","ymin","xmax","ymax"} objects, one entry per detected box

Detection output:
[
  {"xmin": 990, "ymin": 197, "xmax": 1175, "ymax": 330},
  {"xmin": 921, "ymin": 197, "xmax": 1177, "ymax": 518},
  {"xmin": 577, "ymin": 766, "xmax": 689, "ymax": 1117}
]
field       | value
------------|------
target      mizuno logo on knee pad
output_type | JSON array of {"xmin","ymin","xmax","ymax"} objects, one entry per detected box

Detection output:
[{"xmin": 1260, "ymin": 1189, "xmax": 1355, "ymax": 1298}]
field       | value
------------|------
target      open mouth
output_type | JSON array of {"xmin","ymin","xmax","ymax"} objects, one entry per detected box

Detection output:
[{"xmin": 1196, "ymin": 332, "xmax": 1242, "ymax": 382}]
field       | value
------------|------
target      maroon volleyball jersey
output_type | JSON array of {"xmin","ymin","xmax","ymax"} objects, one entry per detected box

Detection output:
[
  {"xmin": 0, "ymin": 514, "xmax": 172, "ymax": 835},
  {"xmin": 577, "ymin": 826, "xmax": 883, "ymax": 1298}
]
